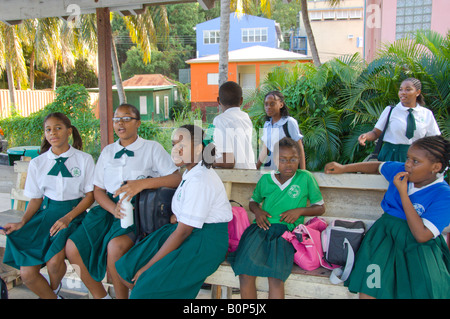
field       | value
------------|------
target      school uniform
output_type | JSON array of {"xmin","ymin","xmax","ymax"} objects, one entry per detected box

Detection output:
[
  {"xmin": 229, "ymin": 170, "xmax": 324, "ymax": 282},
  {"xmin": 69, "ymin": 137, "xmax": 178, "ymax": 282},
  {"xmin": 261, "ymin": 116, "xmax": 303, "ymax": 170},
  {"xmin": 3, "ymin": 146, "xmax": 95, "ymax": 269},
  {"xmin": 116, "ymin": 162, "xmax": 232, "ymax": 299},
  {"xmin": 345, "ymin": 161, "xmax": 450, "ymax": 298},
  {"xmin": 212, "ymin": 107, "xmax": 256, "ymax": 169},
  {"xmin": 375, "ymin": 103, "xmax": 440, "ymax": 162}
]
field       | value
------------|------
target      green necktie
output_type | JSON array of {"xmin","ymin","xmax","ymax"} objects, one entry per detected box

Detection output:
[
  {"xmin": 405, "ymin": 108, "xmax": 416, "ymax": 139},
  {"xmin": 47, "ymin": 157, "xmax": 73, "ymax": 177},
  {"xmin": 114, "ymin": 148, "xmax": 134, "ymax": 159}
]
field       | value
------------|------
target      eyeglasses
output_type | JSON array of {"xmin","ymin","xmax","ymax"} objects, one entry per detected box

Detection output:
[{"xmin": 112, "ymin": 117, "xmax": 139, "ymax": 123}]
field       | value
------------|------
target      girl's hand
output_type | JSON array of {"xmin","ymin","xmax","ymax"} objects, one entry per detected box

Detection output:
[
  {"xmin": 280, "ymin": 209, "xmax": 302, "ymax": 224},
  {"xmin": 170, "ymin": 214, "xmax": 177, "ymax": 224},
  {"xmin": 358, "ymin": 133, "xmax": 368, "ymax": 146},
  {"xmin": 393, "ymin": 171, "xmax": 409, "ymax": 194},
  {"xmin": 324, "ymin": 162, "xmax": 345, "ymax": 174},
  {"xmin": 255, "ymin": 209, "xmax": 271, "ymax": 230},
  {"xmin": 114, "ymin": 179, "xmax": 144, "ymax": 201},
  {"xmin": 1, "ymin": 221, "xmax": 24, "ymax": 235},
  {"xmin": 50, "ymin": 215, "xmax": 71, "ymax": 237},
  {"xmin": 132, "ymin": 266, "xmax": 146, "ymax": 283},
  {"xmin": 112, "ymin": 202, "xmax": 129, "ymax": 219}
]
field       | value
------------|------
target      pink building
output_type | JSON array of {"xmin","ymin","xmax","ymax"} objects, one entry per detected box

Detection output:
[{"xmin": 365, "ymin": 0, "xmax": 450, "ymax": 62}]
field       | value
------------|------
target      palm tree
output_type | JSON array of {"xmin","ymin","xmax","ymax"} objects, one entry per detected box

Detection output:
[
  {"xmin": 0, "ymin": 22, "xmax": 27, "ymax": 108},
  {"xmin": 218, "ymin": 0, "xmax": 273, "ymax": 86}
]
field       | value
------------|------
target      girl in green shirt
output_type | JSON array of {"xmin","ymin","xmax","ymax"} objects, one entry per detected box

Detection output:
[{"xmin": 229, "ymin": 137, "xmax": 325, "ymax": 298}]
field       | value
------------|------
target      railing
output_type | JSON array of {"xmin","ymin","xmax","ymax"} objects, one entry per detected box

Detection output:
[{"xmin": 0, "ymin": 90, "xmax": 99, "ymax": 118}]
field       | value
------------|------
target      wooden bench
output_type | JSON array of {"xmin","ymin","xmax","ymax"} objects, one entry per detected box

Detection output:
[{"xmin": 205, "ymin": 169, "xmax": 450, "ymax": 299}]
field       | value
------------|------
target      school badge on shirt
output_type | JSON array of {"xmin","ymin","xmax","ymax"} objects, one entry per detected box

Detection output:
[
  {"xmin": 288, "ymin": 185, "xmax": 301, "ymax": 198},
  {"xmin": 71, "ymin": 167, "xmax": 81, "ymax": 177},
  {"xmin": 413, "ymin": 203, "xmax": 425, "ymax": 216}
]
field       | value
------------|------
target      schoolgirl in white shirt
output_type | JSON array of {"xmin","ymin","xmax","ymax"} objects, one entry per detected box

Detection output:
[
  {"xmin": 66, "ymin": 104, "xmax": 181, "ymax": 299},
  {"xmin": 257, "ymin": 91, "xmax": 306, "ymax": 170},
  {"xmin": 1, "ymin": 112, "xmax": 95, "ymax": 299},
  {"xmin": 116, "ymin": 124, "xmax": 232, "ymax": 299},
  {"xmin": 359, "ymin": 78, "xmax": 440, "ymax": 162}
]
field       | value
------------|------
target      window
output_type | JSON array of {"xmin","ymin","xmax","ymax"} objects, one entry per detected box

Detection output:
[
  {"xmin": 203, "ymin": 30, "xmax": 220, "ymax": 44},
  {"xmin": 207, "ymin": 73, "xmax": 219, "ymax": 85},
  {"xmin": 242, "ymin": 28, "xmax": 268, "ymax": 43},
  {"xmin": 309, "ymin": 11, "xmax": 322, "ymax": 21},
  {"xmin": 164, "ymin": 96, "xmax": 169, "ymax": 119},
  {"xmin": 396, "ymin": 0, "xmax": 432, "ymax": 40},
  {"xmin": 155, "ymin": 96, "xmax": 160, "ymax": 114},
  {"xmin": 323, "ymin": 11, "xmax": 335, "ymax": 20},
  {"xmin": 349, "ymin": 9, "xmax": 362, "ymax": 19},
  {"xmin": 336, "ymin": 10, "xmax": 349, "ymax": 20},
  {"xmin": 139, "ymin": 96, "xmax": 147, "ymax": 115}
]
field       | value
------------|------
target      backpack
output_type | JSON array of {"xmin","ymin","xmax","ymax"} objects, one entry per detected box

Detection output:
[
  {"xmin": 228, "ymin": 200, "xmax": 250, "ymax": 253},
  {"xmin": 321, "ymin": 219, "xmax": 366, "ymax": 284},
  {"xmin": 1, "ymin": 277, "xmax": 8, "ymax": 299},
  {"xmin": 134, "ymin": 187, "xmax": 176, "ymax": 243},
  {"xmin": 282, "ymin": 217, "xmax": 338, "ymax": 271}
]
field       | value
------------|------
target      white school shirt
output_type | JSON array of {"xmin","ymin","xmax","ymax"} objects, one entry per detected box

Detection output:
[
  {"xmin": 94, "ymin": 136, "xmax": 178, "ymax": 194},
  {"xmin": 375, "ymin": 102, "xmax": 440, "ymax": 145},
  {"xmin": 171, "ymin": 162, "xmax": 232, "ymax": 228},
  {"xmin": 212, "ymin": 107, "xmax": 256, "ymax": 169},
  {"xmin": 260, "ymin": 116, "xmax": 303, "ymax": 170},
  {"xmin": 24, "ymin": 146, "xmax": 95, "ymax": 201}
]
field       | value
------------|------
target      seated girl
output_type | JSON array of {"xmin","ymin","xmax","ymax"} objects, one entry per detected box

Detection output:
[{"xmin": 230, "ymin": 137, "xmax": 325, "ymax": 298}]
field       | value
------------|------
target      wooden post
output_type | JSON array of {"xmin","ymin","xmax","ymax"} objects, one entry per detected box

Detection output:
[{"xmin": 96, "ymin": 7, "xmax": 114, "ymax": 150}]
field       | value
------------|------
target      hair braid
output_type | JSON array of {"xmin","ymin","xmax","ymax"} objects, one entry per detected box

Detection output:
[{"xmin": 412, "ymin": 136, "xmax": 450, "ymax": 173}]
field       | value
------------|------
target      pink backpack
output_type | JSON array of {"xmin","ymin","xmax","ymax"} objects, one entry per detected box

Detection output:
[
  {"xmin": 282, "ymin": 217, "xmax": 338, "ymax": 271},
  {"xmin": 228, "ymin": 201, "xmax": 250, "ymax": 253}
]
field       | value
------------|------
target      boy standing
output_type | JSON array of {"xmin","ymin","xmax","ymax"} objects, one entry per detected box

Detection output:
[{"xmin": 212, "ymin": 81, "xmax": 256, "ymax": 169}]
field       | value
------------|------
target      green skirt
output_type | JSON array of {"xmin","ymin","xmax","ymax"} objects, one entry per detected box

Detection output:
[
  {"xmin": 68, "ymin": 194, "xmax": 135, "ymax": 282},
  {"xmin": 345, "ymin": 213, "xmax": 450, "ymax": 299},
  {"xmin": 3, "ymin": 197, "xmax": 85, "ymax": 269},
  {"xmin": 378, "ymin": 142, "xmax": 410, "ymax": 162},
  {"xmin": 116, "ymin": 222, "xmax": 229, "ymax": 299},
  {"xmin": 228, "ymin": 224, "xmax": 295, "ymax": 282}
]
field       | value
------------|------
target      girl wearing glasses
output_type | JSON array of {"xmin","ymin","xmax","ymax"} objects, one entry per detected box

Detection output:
[
  {"xmin": 66, "ymin": 103, "xmax": 182, "ymax": 299},
  {"xmin": 229, "ymin": 137, "xmax": 325, "ymax": 298}
]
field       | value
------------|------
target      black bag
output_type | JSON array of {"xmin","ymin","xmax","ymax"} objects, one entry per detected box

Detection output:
[
  {"xmin": 134, "ymin": 187, "xmax": 176, "ymax": 243},
  {"xmin": 364, "ymin": 105, "xmax": 395, "ymax": 162},
  {"xmin": 1, "ymin": 277, "xmax": 8, "ymax": 299},
  {"xmin": 322, "ymin": 220, "xmax": 366, "ymax": 284}
]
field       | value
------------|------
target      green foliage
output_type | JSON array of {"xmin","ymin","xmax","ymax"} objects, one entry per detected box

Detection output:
[
  {"xmin": 246, "ymin": 30, "xmax": 450, "ymax": 171},
  {"xmin": 0, "ymin": 84, "xmax": 101, "ymax": 159},
  {"xmin": 0, "ymin": 84, "xmax": 200, "ymax": 160}
]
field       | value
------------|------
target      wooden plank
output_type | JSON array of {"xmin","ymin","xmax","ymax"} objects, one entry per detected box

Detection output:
[{"xmin": 204, "ymin": 262, "xmax": 357, "ymax": 299}]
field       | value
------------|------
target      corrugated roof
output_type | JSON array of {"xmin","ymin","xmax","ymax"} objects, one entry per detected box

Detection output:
[
  {"xmin": 120, "ymin": 74, "xmax": 176, "ymax": 87},
  {"xmin": 186, "ymin": 45, "xmax": 312, "ymax": 64}
]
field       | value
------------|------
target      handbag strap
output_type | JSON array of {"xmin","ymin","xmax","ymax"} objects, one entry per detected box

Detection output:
[
  {"xmin": 329, "ymin": 238, "xmax": 355, "ymax": 284},
  {"xmin": 373, "ymin": 105, "xmax": 395, "ymax": 154}
]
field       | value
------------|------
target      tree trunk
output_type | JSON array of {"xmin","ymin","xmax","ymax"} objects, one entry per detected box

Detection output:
[
  {"xmin": 5, "ymin": 60, "xmax": 16, "ymax": 109},
  {"xmin": 300, "ymin": 0, "xmax": 321, "ymax": 67},
  {"xmin": 51, "ymin": 60, "xmax": 57, "ymax": 90},
  {"xmin": 111, "ymin": 37, "xmax": 126, "ymax": 104},
  {"xmin": 30, "ymin": 50, "xmax": 35, "ymax": 90},
  {"xmin": 218, "ymin": 0, "xmax": 230, "ymax": 87}
]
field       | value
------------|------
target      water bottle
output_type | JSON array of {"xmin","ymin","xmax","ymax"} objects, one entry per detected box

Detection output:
[{"xmin": 119, "ymin": 192, "xmax": 133, "ymax": 228}]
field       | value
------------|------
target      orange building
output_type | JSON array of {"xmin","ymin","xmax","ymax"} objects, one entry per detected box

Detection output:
[{"xmin": 186, "ymin": 45, "xmax": 312, "ymax": 121}]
